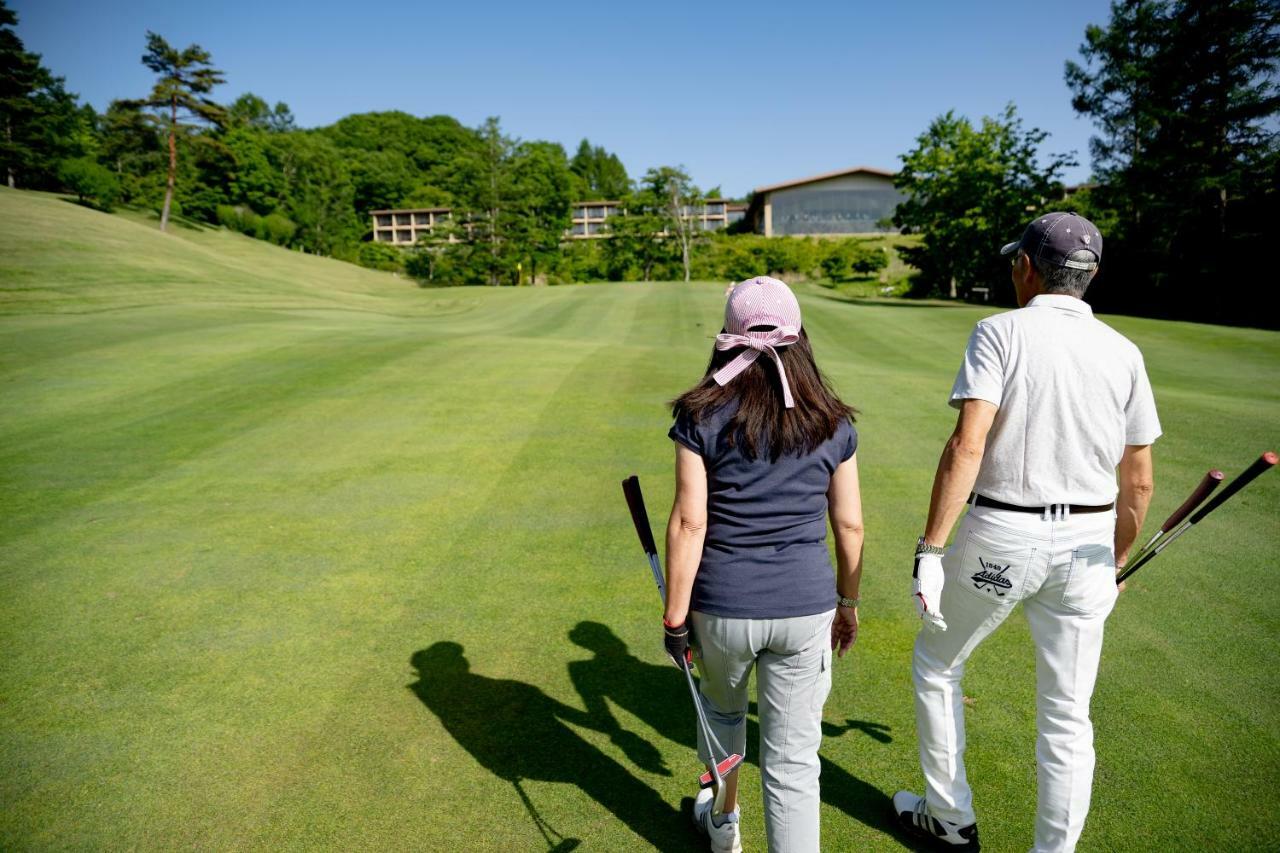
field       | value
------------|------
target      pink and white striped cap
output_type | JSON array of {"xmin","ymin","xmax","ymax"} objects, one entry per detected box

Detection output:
[{"xmin": 713, "ymin": 276, "xmax": 803, "ymax": 408}]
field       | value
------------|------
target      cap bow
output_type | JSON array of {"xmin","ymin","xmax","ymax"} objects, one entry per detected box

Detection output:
[{"xmin": 712, "ymin": 328, "xmax": 800, "ymax": 408}]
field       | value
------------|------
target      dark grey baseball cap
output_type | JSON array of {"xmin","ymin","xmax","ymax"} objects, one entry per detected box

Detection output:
[{"xmin": 1000, "ymin": 211, "xmax": 1102, "ymax": 271}]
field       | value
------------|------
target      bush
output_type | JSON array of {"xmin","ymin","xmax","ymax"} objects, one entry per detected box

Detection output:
[
  {"xmin": 820, "ymin": 241, "xmax": 889, "ymax": 282},
  {"xmin": 57, "ymin": 158, "xmax": 120, "ymax": 211},
  {"xmin": 262, "ymin": 213, "xmax": 296, "ymax": 246},
  {"xmin": 358, "ymin": 241, "xmax": 404, "ymax": 272}
]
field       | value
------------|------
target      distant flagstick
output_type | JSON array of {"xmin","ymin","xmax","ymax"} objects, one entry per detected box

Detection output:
[{"xmin": 1118, "ymin": 452, "xmax": 1276, "ymax": 583}]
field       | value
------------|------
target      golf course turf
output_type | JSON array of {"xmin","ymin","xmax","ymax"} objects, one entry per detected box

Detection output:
[{"xmin": 1, "ymin": 187, "xmax": 1277, "ymax": 850}]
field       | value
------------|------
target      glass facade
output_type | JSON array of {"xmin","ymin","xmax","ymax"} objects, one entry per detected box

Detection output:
[{"xmin": 770, "ymin": 184, "xmax": 904, "ymax": 235}]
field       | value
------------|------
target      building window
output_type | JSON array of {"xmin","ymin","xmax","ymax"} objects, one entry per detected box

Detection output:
[
  {"xmin": 586, "ymin": 221, "xmax": 605, "ymax": 235},
  {"xmin": 573, "ymin": 207, "xmax": 587, "ymax": 220},
  {"xmin": 571, "ymin": 222, "xmax": 586, "ymax": 235},
  {"xmin": 414, "ymin": 213, "xmax": 431, "ymax": 226},
  {"xmin": 588, "ymin": 206, "xmax": 605, "ymax": 219},
  {"xmin": 727, "ymin": 210, "xmax": 745, "ymax": 224},
  {"xmin": 376, "ymin": 214, "xmax": 392, "ymax": 227},
  {"xmin": 376, "ymin": 230, "xmax": 394, "ymax": 242},
  {"xmin": 706, "ymin": 202, "xmax": 725, "ymax": 216},
  {"xmin": 396, "ymin": 229, "xmax": 413, "ymax": 242}
]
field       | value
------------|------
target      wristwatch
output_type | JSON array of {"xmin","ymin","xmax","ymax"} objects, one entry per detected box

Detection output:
[
  {"xmin": 915, "ymin": 536, "xmax": 945, "ymax": 556},
  {"xmin": 837, "ymin": 594, "xmax": 860, "ymax": 607}
]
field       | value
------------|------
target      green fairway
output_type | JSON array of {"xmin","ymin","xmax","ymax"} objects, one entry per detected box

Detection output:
[{"xmin": 1, "ymin": 187, "xmax": 1277, "ymax": 851}]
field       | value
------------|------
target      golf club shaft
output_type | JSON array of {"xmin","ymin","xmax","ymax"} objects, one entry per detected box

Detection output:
[
  {"xmin": 621, "ymin": 475, "xmax": 732, "ymax": 761},
  {"xmin": 1131, "ymin": 469, "xmax": 1224, "ymax": 562},
  {"xmin": 1118, "ymin": 452, "xmax": 1276, "ymax": 583},
  {"xmin": 683, "ymin": 662, "xmax": 724, "ymax": 787},
  {"xmin": 623, "ymin": 476, "xmax": 668, "ymax": 600}
]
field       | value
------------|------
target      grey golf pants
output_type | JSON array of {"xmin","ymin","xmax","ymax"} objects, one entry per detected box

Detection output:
[{"xmin": 690, "ymin": 608, "xmax": 836, "ymax": 853}]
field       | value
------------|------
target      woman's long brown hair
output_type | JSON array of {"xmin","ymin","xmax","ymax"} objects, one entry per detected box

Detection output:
[{"xmin": 671, "ymin": 328, "xmax": 855, "ymax": 462}]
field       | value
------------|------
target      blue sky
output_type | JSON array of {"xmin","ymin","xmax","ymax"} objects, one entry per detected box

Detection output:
[{"xmin": 13, "ymin": 0, "xmax": 1113, "ymax": 197}]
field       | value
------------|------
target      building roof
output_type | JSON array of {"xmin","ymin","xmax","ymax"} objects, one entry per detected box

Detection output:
[
  {"xmin": 370, "ymin": 208, "xmax": 452, "ymax": 215},
  {"xmin": 753, "ymin": 166, "xmax": 896, "ymax": 195}
]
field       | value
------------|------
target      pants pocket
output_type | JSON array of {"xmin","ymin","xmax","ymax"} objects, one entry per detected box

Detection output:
[
  {"xmin": 809, "ymin": 645, "xmax": 833, "ymax": 714},
  {"xmin": 954, "ymin": 522, "xmax": 1036, "ymax": 605},
  {"xmin": 1062, "ymin": 543, "xmax": 1119, "ymax": 615}
]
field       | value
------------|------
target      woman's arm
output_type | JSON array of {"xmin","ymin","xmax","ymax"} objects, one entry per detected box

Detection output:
[
  {"xmin": 664, "ymin": 443, "xmax": 709, "ymax": 626},
  {"xmin": 828, "ymin": 452, "xmax": 864, "ymax": 657}
]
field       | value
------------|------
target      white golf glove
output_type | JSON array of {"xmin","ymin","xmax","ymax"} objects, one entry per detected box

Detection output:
[{"xmin": 912, "ymin": 552, "xmax": 948, "ymax": 633}]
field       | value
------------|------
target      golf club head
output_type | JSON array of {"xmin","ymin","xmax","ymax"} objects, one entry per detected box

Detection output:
[{"xmin": 698, "ymin": 753, "xmax": 744, "ymax": 788}]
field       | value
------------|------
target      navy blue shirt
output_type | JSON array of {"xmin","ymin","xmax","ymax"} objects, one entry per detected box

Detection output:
[{"xmin": 669, "ymin": 405, "xmax": 857, "ymax": 618}]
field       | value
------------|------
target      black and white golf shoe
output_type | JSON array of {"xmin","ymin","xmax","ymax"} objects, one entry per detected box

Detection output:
[{"xmin": 893, "ymin": 790, "xmax": 980, "ymax": 851}]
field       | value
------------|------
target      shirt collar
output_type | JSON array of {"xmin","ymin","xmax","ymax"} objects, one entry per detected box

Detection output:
[{"xmin": 1027, "ymin": 293, "xmax": 1093, "ymax": 316}]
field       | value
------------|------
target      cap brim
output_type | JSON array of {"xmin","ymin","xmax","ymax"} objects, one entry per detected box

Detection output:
[{"xmin": 999, "ymin": 240, "xmax": 1020, "ymax": 256}]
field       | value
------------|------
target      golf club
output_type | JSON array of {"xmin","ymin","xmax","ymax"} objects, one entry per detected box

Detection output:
[
  {"xmin": 621, "ymin": 475, "xmax": 744, "ymax": 814},
  {"xmin": 1117, "ymin": 451, "xmax": 1276, "ymax": 583},
  {"xmin": 1128, "ymin": 468, "xmax": 1224, "ymax": 565}
]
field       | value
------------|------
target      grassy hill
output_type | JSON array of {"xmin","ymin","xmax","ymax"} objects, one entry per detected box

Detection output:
[{"xmin": 1, "ymin": 187, "xmax": 1277, "ymax": 850}]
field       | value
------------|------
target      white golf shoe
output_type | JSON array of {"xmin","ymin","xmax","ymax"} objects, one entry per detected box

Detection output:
[
  {"xmin": 892, "ymin": 790, "xmax": 980, "ymax": 850},
  {"xmin": 693, "ymin": 787, "xmax": 742, "ymax": 853}
]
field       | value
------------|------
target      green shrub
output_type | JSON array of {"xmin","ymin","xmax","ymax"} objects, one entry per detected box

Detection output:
[
  {"xmin": 820, "ymin": 240, "xmax": 889, "ymax": 282},
  {"xmin": 262, "ymin": 213, "xmax": 296, "ymax": 246},
  {"xmin": 57, "ymin": 158, "xmax": 120, "ymax": 211},
  {"xmin": 358, "ymin": 242, "xmax": 404, "ymax": 272}
]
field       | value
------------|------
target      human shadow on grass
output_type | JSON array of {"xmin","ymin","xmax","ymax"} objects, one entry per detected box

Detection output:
[
  {"xmin": 567, "ymin": 621, "xmax": 902, "ymax": 839},
  {"xmin": 408, "ymin": 642, "xmax": 695, "ymax": 851}
]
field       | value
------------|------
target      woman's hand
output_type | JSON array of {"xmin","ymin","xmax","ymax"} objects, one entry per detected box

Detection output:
[{"xmin": 831, "ymin": 605, "xmax": 859, "ymax": 657}]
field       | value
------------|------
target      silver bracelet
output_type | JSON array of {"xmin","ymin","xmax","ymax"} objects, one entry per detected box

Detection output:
[{"xmin": 915, "ymin": 536, "xmax": 945, "ymax": 557}]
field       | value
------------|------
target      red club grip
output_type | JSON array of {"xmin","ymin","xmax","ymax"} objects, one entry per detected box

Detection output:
[
  {"xmin": 621, "ymin": 475, "xmax": 659, "ymax": 556},
  {"xmin": 1160, "ymin": 469, "xmax": 1225, "ymax": 532},
  {"xmin": 1188, "ymin": 452, "xmax": 1277, "ymax": 525}
]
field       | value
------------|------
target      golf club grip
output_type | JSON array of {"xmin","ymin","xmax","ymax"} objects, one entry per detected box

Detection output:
[
  {"xmin": 621, "ymin": 475, "xmax": 659, "ymax": 556},
  {"xmin": 1187, "ymin": 452, "xmax": 1277, "ymax": 525},
  {"xmin": 1159, "ymin": 469, "xmax": 1225, "ymax": 532}
]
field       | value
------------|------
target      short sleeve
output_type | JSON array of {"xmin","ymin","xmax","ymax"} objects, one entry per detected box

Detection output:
[
  {"xmin": 668, "ymin": 409, "xmax": 704, "ymax": 455},
  {"xmin": 1124, "ymin": 355, "xmax": 1162, "ymax": 445},
  {"xmin": 840, "ymin": 419, "xmax": 858, "ymax": 462},
  {"xmin": 949, "ymin": 321, "xmax": 1006, "ymax": 409}
]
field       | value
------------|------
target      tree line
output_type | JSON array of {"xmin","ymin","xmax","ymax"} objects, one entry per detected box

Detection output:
[
  {"xmin": 893, "ymin": 0, "xmax": 1279, "ymax": 325},
  {"xmin": 2, "ymin": 0, "xmax": 1277, "ymax": 325}
]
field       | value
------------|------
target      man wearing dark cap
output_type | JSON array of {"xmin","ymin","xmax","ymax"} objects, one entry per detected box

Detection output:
[{"xmin": 894, "ymin": 213, "xmax": 1161, "ymax": 852}]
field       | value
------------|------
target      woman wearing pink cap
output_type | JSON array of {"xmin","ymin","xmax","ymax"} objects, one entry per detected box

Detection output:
[{"xmin": 662, "ymin": 276, "xmax": 864, "ymax": 852}]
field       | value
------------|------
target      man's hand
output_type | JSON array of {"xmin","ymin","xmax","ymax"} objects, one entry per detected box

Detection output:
[
  {"xmin": 832, "ymin": 605, "xmax": 859, "ymax": 657},
  {"xmin": 663, "ymin": 619, "xmax": 691, "ymax": 668},
  {"xmin": 913, "ymin": 553, "xmax": 948, "ymax": 632}
]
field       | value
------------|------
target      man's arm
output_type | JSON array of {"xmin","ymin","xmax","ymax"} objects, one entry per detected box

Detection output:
[
  {"xmin": 922, "ymin": 399, "xmax": 999, "ymax": 547},
  {"xmin": 1114, "ymin": 444, "xmax": 1155, "ymax": 568},
  {"xmin": 663, "ymin": 444, "xmax": 708, "ymax": 627}
]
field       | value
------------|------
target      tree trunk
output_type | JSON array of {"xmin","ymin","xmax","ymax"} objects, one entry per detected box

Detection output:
[
  {"xmin": 160, "ymin": 95, "xmax": 177, "ymax": 232},
  {"xmin": 6, "ymin": 117, "xmax": 14, "ymax": 188}
]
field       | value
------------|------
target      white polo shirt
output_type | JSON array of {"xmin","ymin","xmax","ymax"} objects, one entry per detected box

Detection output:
[{"xmin": 950, "ymin": 294, "xmax": 1162, "ymax": 507}]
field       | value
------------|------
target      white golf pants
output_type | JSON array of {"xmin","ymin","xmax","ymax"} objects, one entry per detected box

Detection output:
[
  {"xmin": 690, "ymin": 609, "xmax": 835, "ymax": 853},
  {"xmin": 913, "ymin": 504, "xmax": 1118, "ymax": 853}
]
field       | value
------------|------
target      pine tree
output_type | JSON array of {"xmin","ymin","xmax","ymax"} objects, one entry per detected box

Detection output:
[{"xmin": 130, "ymin": 31, "xmax": 225, "ymax": 231}]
